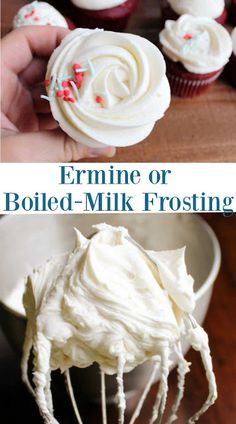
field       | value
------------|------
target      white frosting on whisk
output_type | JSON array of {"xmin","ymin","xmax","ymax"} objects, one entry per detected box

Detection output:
[{"xmin": 21, "ymin": 223, "xmax": 217, "ymax": 424}]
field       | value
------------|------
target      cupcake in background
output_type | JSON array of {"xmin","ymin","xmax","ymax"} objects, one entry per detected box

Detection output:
[
  {"xmin": 159, "ymin": 14, "xmax": 232, "ymax": 97},
  {"xmin": 161, "ymin": 0, "xmax": 228, "ymax": 25},
  {"xmin": 226, "ymin": 27, "xmax": 236, "ymax": 87},
  {"xmin": 69, "ymin": 0, "xmax": 138, "ymax": 31},
  {"xmin": 44, "ymin": 28, "xmax": 170, "ymax": 148},
  {"xmin": 12, "ymin": 1, "xmax": 75, "ymax": 30}
]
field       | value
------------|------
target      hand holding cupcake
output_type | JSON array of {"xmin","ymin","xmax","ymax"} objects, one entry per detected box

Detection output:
[{"xmin": 45, "ymin": 28, "xmax": 170, "ymax": 148}]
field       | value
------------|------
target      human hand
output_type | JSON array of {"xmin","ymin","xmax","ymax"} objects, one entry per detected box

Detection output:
[{"xmin": 1, "ymin": 26, "xmax": 116, "ymax": 162}]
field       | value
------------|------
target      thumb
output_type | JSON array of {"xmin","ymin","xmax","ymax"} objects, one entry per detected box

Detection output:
[{"xmin": 1, "ymin": 129, "xmax": 116, "ymax": 163}]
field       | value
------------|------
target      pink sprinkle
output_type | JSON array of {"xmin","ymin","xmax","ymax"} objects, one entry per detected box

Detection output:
[
  {"xmin": 34, "ymin": 17, "xmax": 39, "ymax": 21},
  {"xmin": 75, "ymin": 73, "xmax": 83, "ymax": 83},
  {"xmin": 63, "ymin": 89, "xmax": 70, "ymax": 97},
  {"xmin": 62, "ymin": 80, "xmax": 69, "ymax": 88},
  {"xmin": 24, "ymin": 10, "xmax": 35, "ymax": 19},
  {"xmin": 73, "ymin": 63, "xmax": 81, "ymax": 71},
  {"xmin": 68, "ymin": 97, "xmax": 75, "ymax": 103},
  {"xmin": 57, "ymin": 90, "xmax": 64, "ymax": 97},
  {"xmin": 96, "ymin": 95, "xmax": 103, "ymax": 104},
  {"xmin": 183, "ymin": 33, "xmax": 193, "ymax": 40}
]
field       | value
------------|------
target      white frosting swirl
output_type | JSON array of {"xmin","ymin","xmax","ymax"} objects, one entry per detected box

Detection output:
[
  {"xmin": 168, "ymin": 0, "xmax": 225, "ymax": 19},
  {"xmin": 12, "ymin": 1, "xmax": 68, "ymax": 29},
  {"xmin": 70, "ymin": 0, "xmax": 126, "ymax": 11},
  {"xmin": 23, "ymin": 224, "xmax": 195, "ymax": 375},
  {"xmin": 159, "ymin": 15, "xmax": 232, "ymax": 74},
  {"xmin": 46, "ymin": 28, "xmax": 170, "ymax": 148},
  {"xmin": 231, "ymin": 27, "xmax": 236, "ymax": 56}
]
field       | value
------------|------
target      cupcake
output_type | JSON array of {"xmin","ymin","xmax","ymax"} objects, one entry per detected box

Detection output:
[
  {"xmin": 229, "ymin": 0, "xmax": 236, "ymax": 25},
  {"xmin": 69, "ymin": 0, "xmax": 138, "ymax": 31},
  {"xmin": 227, "ymin": 27, "xmax": 236, "ymax": 87},
  {"xmin": 12, "ymin": 1, "xmax": 75, "ymax": 30},
  {"xmin": 161, "ymin": 0, "xmax": 228, "ymax": 25},
  {"xmin": 44, "ymin": 28, "xmax": 170, "ymax": 148},
  {"xmin": 159, "ymin": 14, "xmax": 233, "ymax": 97}
]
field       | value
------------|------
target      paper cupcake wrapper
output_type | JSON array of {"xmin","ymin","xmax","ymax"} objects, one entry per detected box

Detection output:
[
  {"xmin": 65, "ymin": 17, "xmax": 76, "ymax": 30},
  {"xmin": 167, "ymin": 69, "xmax": 223, "ymax": 97}
]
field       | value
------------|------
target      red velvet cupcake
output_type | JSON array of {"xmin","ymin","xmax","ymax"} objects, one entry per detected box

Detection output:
[
  {"xmin": 12, "ymin": 1, "xmax": 75, "ymax": 30},
  {"xmin": 161, "ymin": 0, "xmax": 227, "ymax": 25},
  {"xmin": 159, "ymin": 15, "xmax": 233, "ymax": 97},
  {"xmin": 69, "ymin": 0, "xmax": 138, "ymax": 31}
]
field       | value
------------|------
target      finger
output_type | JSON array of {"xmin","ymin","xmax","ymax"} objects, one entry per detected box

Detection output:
[
  {"xmin": 20, "ymin": 57, "xmax": 48, "ymax": 86},
  {"xmin": 32, "ymin": 84, "xmax": 51, "ymax": 114},
  {"xmin": 1, "ymin": 129, "xmax": 116, "ymax": 163},
  {"xmin": 2, "ymin": 26, "xmax": 69, "ymax": 75}
]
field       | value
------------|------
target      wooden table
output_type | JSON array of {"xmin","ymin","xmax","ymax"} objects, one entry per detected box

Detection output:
[
  {"xmin": 0, "ymin": 213, "xmax": 235, "ymax": 423},
  {"xmin": 1, "ymin": 0, "xmax": 236, "ymax": 162}
]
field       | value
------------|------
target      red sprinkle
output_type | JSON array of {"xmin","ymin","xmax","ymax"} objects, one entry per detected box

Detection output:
[
  {"xmin": 63, "ymin": 89, "xmax": 70, "ymax": 97},
  {"xmin": 63, "ymin": 96, "xmax": 75, "ymax": 103},
  {"xmin": 62, "ymin": 80, "xmax": 70, "ymax": 88},
  {"xmin": 44, "ymin": 79, "xmax": 50, "ymax": 88},
  {"xmin": 183, "ymin": 33, "xmax": 193, "ymax": 40},
  {"xmin": 96, "ymin": 95, "xmax": 103, "ymax": 104},
  {"xmin": 24, "ymin": 10, "xmax": 35, "ymax": 19},
  {"xmin": 56, "ymin": 90, "xmax": 64, "ymax": 97},
  {"xmin": 75, "ymin": 73, "xmax": 83, "ymax": 83},
  {"xmin": 75, "ymin": 82, "xmax": 81, "ymax": 89},
  {"xmin": 73, "ymin": 63, "xmax": 81, "ymax": 71}
]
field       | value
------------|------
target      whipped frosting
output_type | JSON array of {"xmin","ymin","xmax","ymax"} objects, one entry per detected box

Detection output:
[
  {"xmin": 231, "ymin": 27, "xmax": 236, "ymax": 56},
  {"xmin": 168, "ymin": 0, "xmax": 225, "ymax": 19},
  {"xmin": 70, "ymin": 0, "xmax": 126, "ymax": 11},
  {"xmin": 21, "ymin": 224, "xmax": 217, "ymax": 424},
  {"xmin": 12, "ymin": 1, "xmax": 68, "ymax": 29},
  {"xmin": 45, "ymin": 28, "xmax": 170, "ymax": 148},
  {"xmin": 159, "ymin": 14, "xmax": 233, "ymax": 74}
]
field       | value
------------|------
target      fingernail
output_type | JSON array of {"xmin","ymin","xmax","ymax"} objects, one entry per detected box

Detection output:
[
  {"xmin": 88, "ymin": 148, "xmax": 101, "ymax": 158},
  {"xmin": 106, "ymin": 147, "xmax": 116, "ymax": 158},
  {"xmin": 88, "ymin": 147, "xmax": 116, "ymax": 158}
]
